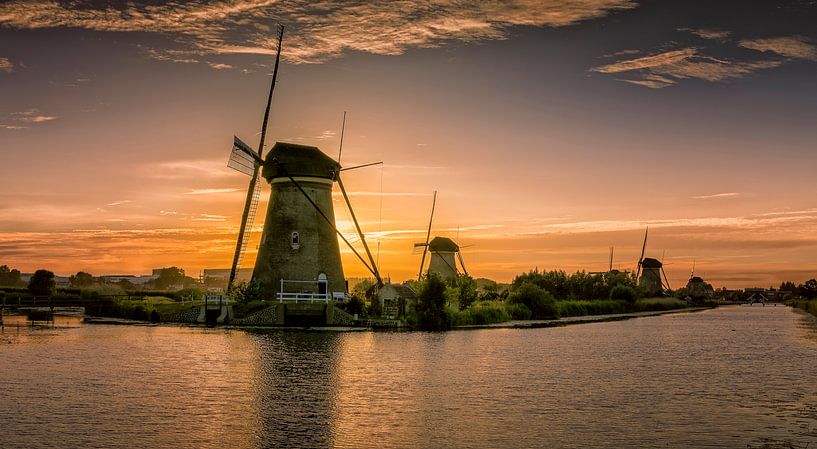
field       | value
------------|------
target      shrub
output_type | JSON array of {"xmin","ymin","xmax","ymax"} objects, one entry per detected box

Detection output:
[
  {"xmin": 28, "ymin": 269, "xmax": 56, "ymax": 296},
  {"xmin": 609, "ymin": 285, "xmax": 638, "ymax": 304},
  {"xmin": 507, "ymin": 282, "xmax": 559, "ymax": 319},
  {"xmin": 505, "ymin": 302, "xmax": 532, "ymax": 320},
  {"xmin": 414, "ymin": 272, "xmax": 452, "ymax": 330}
]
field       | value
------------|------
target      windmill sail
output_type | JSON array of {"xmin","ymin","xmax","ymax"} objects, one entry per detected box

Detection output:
[
  {"xmin": 236, "ymin": 179, "xmax": 262, "ymax": 271},
  {"xmin": 227, "ymin": 25, "xmax": 284, "ymax": 292},
  {"xmin": 228, "ymin": 136, "xmax": 259, "ymax": 176}
]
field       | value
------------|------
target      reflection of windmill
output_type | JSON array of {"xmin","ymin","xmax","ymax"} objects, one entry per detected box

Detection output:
[
  {"xmin": 225, "ymin": 27, "xmax": 382, "ymax": 302},
  {"xmin": 634, "ymin": 227, "xmax": 671, "ymax": 296}
]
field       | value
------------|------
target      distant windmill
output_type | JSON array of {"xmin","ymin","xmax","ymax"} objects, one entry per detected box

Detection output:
[
  {"xmin": 684, "ymin": 258, "xmax": 713, "ymax": 299},
  {"xmin": 634, "ymin": 227, "xmax": 671, "ymax": 296},
  {"xmin": 412, "ymin": 193, "xmax": 470, "ymax": 280},
  {"xmin": 225, "ymin": 26, "xmax": 382, "ymax": 302}
]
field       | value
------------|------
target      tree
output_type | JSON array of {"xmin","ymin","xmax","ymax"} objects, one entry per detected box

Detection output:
[
  {"xmin": 456, "ymin": 275, "xmax": 478, "ymax": 311},
  {"xmin": 0, "ymin": 264, "xmax": 23, "ymax": 286},
  {"xmin": 507, "ymin": 282, "xmax": 559, "ymax": 319},
  {"xmin": 69, "ymin": 271, "xmax": 95, "ymax": 288},
  {"xmin": 28, "ymin": 269, "xmax": 56, "ymax": 296},
  {"xmin": 153, "ymin": 267, "xmax": 187, "ymax": 290},
  {"xmin": 414, "ymin": 272, "xmax": 451, "ymax": 330},
  {"xmin": 799, "ymin": 279, "xmax": 817, "ymax": 300}
]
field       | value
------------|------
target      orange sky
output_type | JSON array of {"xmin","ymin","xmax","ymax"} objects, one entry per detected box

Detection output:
[{"xmin": 1, "ymin": 1, "xmax": 816, "ymax": 288}]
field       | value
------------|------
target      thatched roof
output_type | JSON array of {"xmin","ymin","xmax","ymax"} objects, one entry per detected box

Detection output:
[
  {"xmin": 262, "ymin": 142, "xmax": 340, "ymax": 181},
  {"xmin": 641, "ymin": 257, "xmax": 663, "ymax": 268},
  {"xmin": 429, "ymin": 236, "xmax": 459, "ymax": 252}
]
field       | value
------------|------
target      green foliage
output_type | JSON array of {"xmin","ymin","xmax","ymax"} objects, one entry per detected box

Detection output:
[
  {"xmin": 230, "ymin": 300, "xmax": 269, "ymax": 318},
  {"xmin": 609, "ymin": 285, "xmax": 638, "ymax": 304},
  {"xmin": 69, "ymin": 271, "xmax": 95, "ymax": 288},
  {"xmin": 414, "ymin": 272, "xmax": 452, "ymax": 330},
  {"xmin": 28, "ymin": 269, "xmax": 56, "ymax": 296},
  {"xmin": 505, "ymin": 302, "xmax": 532, "ymax": 320},
  {"xmin": 511, "ymin": 268, "xmax": 638, "ymax": 301},
  {"xmin": 176, "ymin": 287, "xmax": 203, "ymax": 301},
  {"xmin": 152, "ymin": 266, "xmax": 193, "ymax": 290},
  {"xmin": 453, "ymin": 300, "xmax": 511, "ymax": 325},
  {"xmin": 340, "ymin": 295, "xmax": 366, "ymax": 317},
  {"xmin": 0, "ymin": 265, "xmax": 24, "ymax": 287},
  {"xmin": 456, "ymin": 275, "xmax": 478, "ymax": 311},
  {"xmin": 229, "ymin": 280, "xmax": 262, "ymax": 304},
  {"xmin": 507, "ymin": 282, "xmax": 559, "ymax": 319}
]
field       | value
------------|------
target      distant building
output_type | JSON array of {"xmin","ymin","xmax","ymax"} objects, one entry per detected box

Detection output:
[
  {"xmin": 20, "ymin": 273, "xmax": 70, "ymax": 287},
  {"xmin": 377, "ymin": 283, "xmax": 417, "ymax": 319},
  {"xmin": 99, "ymin": 274, "xmax": 158, "ymax": 286}
]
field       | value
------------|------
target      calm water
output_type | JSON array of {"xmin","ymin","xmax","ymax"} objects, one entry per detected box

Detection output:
[{"xmin": 2, "ymin": 306, "xmax": 816, "ymax": 448}]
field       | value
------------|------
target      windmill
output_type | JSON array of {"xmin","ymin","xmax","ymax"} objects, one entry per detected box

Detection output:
[
  {"xmin": 412, "ymin": 193, "xmax": 470, "ymax": 280},
  {"xmin": 225, "ymin": 27, "xmax": 382, "ymax": 302},
  {"xmin": 684, "ymin": 259, "xmax": 713, "ymax": 300},
  {"xmin": 634, "ymin": 227, "xmax": 671, "ymax": 296}
]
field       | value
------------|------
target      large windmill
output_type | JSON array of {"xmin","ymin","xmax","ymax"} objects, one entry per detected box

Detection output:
[
  {"xmin": 413, "ymin": 192, "xmax": 470, "ymax": 280},
  {"xmin": 635, "ymin": 227, "xmax": 671, "ymax": 296},
  {"xmin": 225, "ymin": 27, "xmax": 382, "ymax": 304}
]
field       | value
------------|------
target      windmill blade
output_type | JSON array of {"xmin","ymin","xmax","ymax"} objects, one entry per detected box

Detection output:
[
  {"xmin": 227, "ymin": 136, "xmax": 260, "ymax": 176},
  {"xmin": 235, "ymin": 179, "xmax": 262, "ymax": 270},
  {"xmin": 418, "ymin": 191, "xmax": 437, "ymax": 280},
  {"xmin": 661, "ymin": 266, "xmax": 672, "ymax": 292},
  {"xmin": 636, "ymin": 227, "xmax": 648, "ymax": 279},
  {"xmin": 412, "ymin": 242, "xmax": 428, "ymax": 255},
  {"xmin": 227, "ymin": 24, "xmax": 284, "ymax": 292},
  {"xmin": 456, "ymin": 250, "xmax": 469, "ymax": 277},
  {"xmin": 337, "ymin": 174, "xmax": 383, "ymax": 287},
  {"xmin": 340, "ymin": 161, "xmax": 383, "ymax": 172}
]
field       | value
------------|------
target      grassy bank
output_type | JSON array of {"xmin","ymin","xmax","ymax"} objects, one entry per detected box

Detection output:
[
  {"xmin": 788, "ymin": 299, "xmax": 817, "ymax": 318},
  {"xmin": 448, "ymin": 297, "xmax": 691, "ymax": 326}
]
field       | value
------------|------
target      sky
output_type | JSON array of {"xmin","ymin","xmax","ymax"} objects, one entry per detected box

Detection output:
[{"xmin": 1, "ymin": 0, "xmax": 816, "ymax": 288}]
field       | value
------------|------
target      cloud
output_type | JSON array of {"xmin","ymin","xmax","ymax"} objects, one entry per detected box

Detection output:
[
  {"xmin": 0, "ymin": 0, "xmax": 637, "ymax": 65},
  {"xmin": 678, "ymin": 28, "xmax": 731, "ymax": 40},
  {"xmin": 692, "ymin": 192, "xmax": 740, "ymax": 200},
  {"xmin": 106, "ymin": 200, "xmax": 132, "ymax": 206},
  {"xmin": 593, "ymin": 47, "xmax": 782, "ymax": 88},
  {"xmin": 0, "ymin": 108, "xmax": 58, "ymax": 129},
  {"xmin": 739, "ymin": 36, "xmax": 817, "ymax": 61},
  {"xmin": 0, "ymin": 56, "xmax": 13, "ymax": 73},
  {"xmin": 192, "ymin": 213, "xmax": 228, "ymax": 221},
  {"xmin": 207, "ymin": 62, "xmax": 233, "ymax": 70},
  {"xmin": 148, "ymin": 158, "xmax": 235, "ymax": 179},
  {"xmin": 185, "ymin": 188, "xmax": 241, "ymax": 195}
]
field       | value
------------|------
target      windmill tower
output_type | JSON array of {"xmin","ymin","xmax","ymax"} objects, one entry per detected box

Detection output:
[
  {"xmin": 427, "ymin": 237, "xmax": 468, "ymax": 280},
  {"xmin": 225, "ymin": 27, "xmax": 382, "ymax": 317},
  {"xmin": 635, "ymin": 227, "xmax": 671, "ymax": 296}
]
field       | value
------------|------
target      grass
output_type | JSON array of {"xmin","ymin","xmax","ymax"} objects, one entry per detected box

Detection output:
[{"xmin": 788, "ymin": 299, "xmax": 817, "ymax": 318}]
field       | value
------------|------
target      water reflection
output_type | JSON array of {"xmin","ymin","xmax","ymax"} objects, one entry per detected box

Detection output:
[{"xmin": 1, "ymin": 307, "xmax": 816, "ymax": 448}]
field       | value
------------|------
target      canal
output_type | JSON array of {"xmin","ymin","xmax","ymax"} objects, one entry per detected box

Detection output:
[{"xmin": 1, "ymin": 306, "xmax": 816, "ymax": 448}]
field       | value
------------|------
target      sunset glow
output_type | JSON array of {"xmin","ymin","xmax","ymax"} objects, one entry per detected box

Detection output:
[{"xmin": 1, "ymin": 1, "xmax": 816, "ymax": 288}]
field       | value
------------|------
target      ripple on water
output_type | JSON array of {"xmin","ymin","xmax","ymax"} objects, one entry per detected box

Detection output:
[{"xmin": 1, "ymin": 306, "xmax": 816, "ymax": 449}]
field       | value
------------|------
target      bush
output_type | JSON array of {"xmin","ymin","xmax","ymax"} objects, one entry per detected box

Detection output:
[
  {"xmin": 414, "ymin": 272, "xmax": 452, "ymax": 330},
  {"xmin": 609, "ymin": 285, "xmax": 638, "ymax": 304},
  {"xmin": 28, "ymin": 269, "xmax": 56, "ymax": 296},
  {"xmin": 507, "ymin": 282, "xmax": 559, "ymax": 319},
  {"xmin": 505, "ymin": 302, "xmax": 532, "ymax": 320}
]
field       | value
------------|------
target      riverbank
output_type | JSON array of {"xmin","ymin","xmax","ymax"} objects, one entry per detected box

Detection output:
[
  {"xmin": 456, "ymin": 306, "xmax": 714, "ymax": 329},
  {"xmin": 788, "ymin": 298, "xmax": 817, "ymax": 319}
]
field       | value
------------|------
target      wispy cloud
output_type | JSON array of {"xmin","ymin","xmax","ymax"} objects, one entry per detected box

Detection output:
[
  {"xmin": 692, "ymin": 192, "xmax": 740, "ymax": 200},
  {"xmin": 593, "ymin": 47, "xmax": 782, "ymax": 88},
  {"xmin": 678, "ymin": 28, "xmax": 731, "ymax": 40},
  {"xmin": 185, "ymin": 188, "xmax": 241, "ymax": 195},
  {"xmin": 148, "ymin": 159, "xmax": 235, "ymax": 179},
  {"xmin": 0, "ymin": 108, "xmax": 57, "ymax": 130},
  {"xmin": 739, "ymin": 36, "xmax": 817, "ymax": 61},
  {"xmin": 0, "ymin": 56, "xmax": 14, "ymax": 73},
  {"xmin": 0, "ymin": 1, "xmax": 637, "ymax": 66},
  {"xmin": 207, "ymin": 62, "xmax": 233, "ymax": 70},
  {"xmin": 192, "ymin": 213, "xmax": 228, "ymax": 221},
  {"xmin": 106, "ymin": 200, "xmax": 132, "ymax": 206}
]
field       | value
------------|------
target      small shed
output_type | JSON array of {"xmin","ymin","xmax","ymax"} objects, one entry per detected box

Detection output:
[{"xmin": 377, "ymin": 283, "xmax": 417, "ymax": 319}]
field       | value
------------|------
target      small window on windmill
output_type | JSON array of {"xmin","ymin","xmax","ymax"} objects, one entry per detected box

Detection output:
[{"xmin": 290, "ymin": 231, "xmax": 300, "ymax": 249}]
